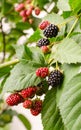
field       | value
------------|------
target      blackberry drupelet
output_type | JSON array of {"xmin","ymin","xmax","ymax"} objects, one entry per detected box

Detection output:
[
  {"xmin": 48, "ymin": 70, "xmax": 63, "ymax": 87},
  {"xmin": 37, "ymin": 38, "xmax": 50, "ymax": 47},
  {"xmin": 43, "ymin": 24, "xmax": 59, "ymax": 38}
]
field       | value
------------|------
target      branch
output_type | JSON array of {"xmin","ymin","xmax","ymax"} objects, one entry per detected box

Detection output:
[{"xmin": 0, "ymin": 59, "xmax": 19, "ymax": 69}]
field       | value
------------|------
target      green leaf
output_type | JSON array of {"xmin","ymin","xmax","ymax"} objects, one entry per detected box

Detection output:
[
  {"xmin": 56, "ymin": 63, "xmax": 81, "ymax": 104},
  {"xmin": 16, "ymin": 45, "xmax": 32, "ymax": 60},
  {"xmin": 33, "ymin": 0, "xmax": 49, "ymax": 8},
  {"xmin": 57, "ymin": 0, "xmax": 71, "ymax": 11},
  {"xmin": 2, "ymin": 61, "xmax": 41, "ymax": 92},
  {"xmin": 69, "ymin": 0, "xmax": 81, "ymax": 14},
  {"xmin": 18, "ymin": 114, "xmax": 31, "ymax": 130},
  {"xmin": 16, "ymin": 22, "xmax": 31, "ymax": 30},
  {"xmin": 27, "ymin": 29, "xmax": 42, "ymax": 43},
  {"xmin": 42, "ymin": 88, "xmax": 65, "ymax": 130},
  {"xmin": 62, "ymin": 11, "xmax": 72, "ymax": 18},
  {"xmin": 58, "ymin": 73, "xmax": 81, "ymax": 130},
  {"xmin": 2, "ymin": 46, "xmax": 47, "ymax": 92},
  {"xmin": 0, "ymin": 66, "xmax": 11, "ymax": 78},
  {"xmin": 16, "ymin": 45, "xmax": 46, "ymax": 65},
  {"xmin": 0, "ymin": 76, "xmax": 8, "ymax": 93},
  {"xmin": 51, "ymin": 38, "xmax": 81, "ymax": 64},
  {"xmin": 2, "ymin": 1, "xmax": 13, "ymax": 15}
]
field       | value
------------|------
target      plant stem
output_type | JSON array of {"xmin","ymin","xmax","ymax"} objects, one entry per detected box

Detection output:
[
  {"xmin": 58, "ymin": 16, "xmax": 75, "ymax": 28},
  {"xmin": 0, "ymin": 59, "xmax": 19, "ymax": 69},
  {"xmin": 0, "ymin": 17, "xmax": 6, "ymax": 63},
  {"xmin": 66, "ymin": 18, "xmax": 78, "ymax": 38}
]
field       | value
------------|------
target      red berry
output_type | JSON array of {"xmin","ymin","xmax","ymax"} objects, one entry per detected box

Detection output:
[
  {"xmin": 30, "ymin": 99, "xmax": 42, "ymax": 116},
  {"xmin": 35, "ymin": 100, "xmax": 42, "ymax": 108},
  {"xmin": 6, "ymin": 93, "xmax": 23, "ymax": 106},
  {"xmin": 35, "ymin": 7, "xmax": 41, "ymax": 15},
  {"xmin": 15, "ymin": 3, "xmax": 24, "ymax": 12},
  {"xmin": 36, "ymin": 67, "xmax": 49, "ymax": 78},
  {"xmin": 26, "ymin": 8, "xmax": 32, "ymax": 16},
  {"xmin": 20, "ymin": 87, "xmax": 37, "ymax": 99},
  {"xmin": 30, "ymin": 109, "xmax": 40, "ymax": 116},
  {"xmin": 23, "ymin": 99, "xmax": 33, "ymax": 108},
  {"xmin": 41, "ymin": 46, "xmax": 49, "ymax": 53},
  {"xmin": 39, "ymin": 21, "xmax": 50, "ymax": 30},
  {"xmin": 20, "ymin": 10, "xmax": 27, "ymax": 17}
]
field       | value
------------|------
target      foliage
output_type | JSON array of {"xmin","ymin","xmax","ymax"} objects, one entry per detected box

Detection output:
[{"xmin": 0, "ymin": 0, "xmax": 81, "ymax": 130}]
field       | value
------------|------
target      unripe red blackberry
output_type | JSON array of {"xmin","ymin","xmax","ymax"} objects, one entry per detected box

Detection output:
[
  {"xmin": 37, "ymin": 38, "xmax": 50, "ymax": 47},
  {"xmin": 41, "ymin": 46, "xmax": 49, "ymax": 53},
  {"xmin": 23, "ymin": 99, "xmax": 33, "ymax": 109},
  {"xmin": 15, "ymin": 3, "xmax": 24, "ymax": 12},
  {"xmin": 48, "ymin": 69, "xmax": 63, "ymax": 87},
  {"xmin": 20, "ymin": 87, "xmax": 37, "ymax": 99},
  {"xmin": 30, "ymin": 99, "xmax": 42, "ymax": 116},
  {"xmin": 43, "ymin": 24, "xmax": 59, "ymax": 38},
  {"xmin": 6, "ymin": 93, "xmax": 23, "ymax": 106},
  {"xmin": 39, "ymin": 21, "xmax": 50, "ymax": 30},
  {"xmin": 36, "ymin": 67, "xmax": 49, "ymax": 78},
  {"xmin": 35, "ymin": 7, "xmax": 41, "ymax": 15},
  {"xmin": 20, "ymin": 10, "xmax": 27, "ymax": 17},
  {"xmin": 26, "ymin": 8, "xmax": 32, "ymax": 16}
]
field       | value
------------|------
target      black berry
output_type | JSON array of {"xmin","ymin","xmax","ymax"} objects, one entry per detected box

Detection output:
[
  {"xmin": 48, "ymin": 70, "xmax": 63, "ymax": 87},
  {"xmin": 43, "ymin": 24, "xmax": 59, "ymax": 38},
  {"xmin": 37, "ymin": 38, "xmax": 50, "ymax": 47}
]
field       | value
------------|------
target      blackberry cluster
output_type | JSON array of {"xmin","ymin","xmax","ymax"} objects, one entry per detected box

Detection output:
[
  {"xmin": 43, "ymin": 24, "xmax": 59, "ymax": 38},
  {"xmin": 48, "ymin": 70, "xmax": 63, "ymax": 87},
  {"xmin": 37, "ymin": 38, "xmax": 50, "ymax": 47}
]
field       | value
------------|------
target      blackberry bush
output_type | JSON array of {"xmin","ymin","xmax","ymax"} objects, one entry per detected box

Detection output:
[{"xmin": 0, "ymin": 0, "xmax": 81, "ymax": 130}]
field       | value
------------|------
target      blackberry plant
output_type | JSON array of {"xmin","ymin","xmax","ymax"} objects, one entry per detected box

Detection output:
[{"xmin": 0, "ymin": 0, "xmax": 81, "ymax": 130}]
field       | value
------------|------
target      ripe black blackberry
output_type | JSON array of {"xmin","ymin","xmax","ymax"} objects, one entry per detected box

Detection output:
[
  {"xmin": 48, "ymin": 70, "xmax": 63, "ymax": 87},
  {"xmin": 43, "ymin": 24, "xmax": 59, "ymax": 38},
  {"xmin": 37, "ymin": 38, "xmax": 50, "ymax": 47}
]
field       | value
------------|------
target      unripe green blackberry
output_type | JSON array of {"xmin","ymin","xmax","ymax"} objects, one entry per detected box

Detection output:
[
  {"xmin": 43, "ymin": 24, "xmax": 59, "ymax": 38},
  {"xmin": 48, "ymin": 70, "xmax": 63, "ymax": 87},
  {"xmin": 37, "ymin": 38, "xmax": 50, "ymax": 47}
]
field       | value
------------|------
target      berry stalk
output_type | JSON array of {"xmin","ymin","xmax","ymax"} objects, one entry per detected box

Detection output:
[{"xmin": 66, "ymin": 18, "xmax": 78, "ymax": 38}]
